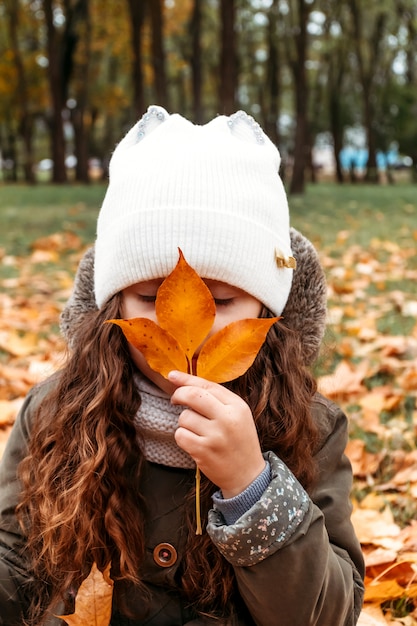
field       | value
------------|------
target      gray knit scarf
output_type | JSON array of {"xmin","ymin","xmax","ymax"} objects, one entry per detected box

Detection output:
[{"xmin": 134, "ymin": 373, "xmax": 196, "ymax": 469}]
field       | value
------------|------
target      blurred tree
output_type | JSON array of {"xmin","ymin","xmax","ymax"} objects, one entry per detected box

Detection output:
[
  {"xmin": 43, "ymin": 0, "xmax": 96, "ymax": 183},
  {"xmin": 6, "ymin": 0, "xmax": 35, "ymax": 183},
  {"xmin": 348, "ymin": 0, "xmax": 391, "ymax": 183},
  {"xmin": 190, "ymin": 0, "xmax": 203, "ymax": 122},
  {"xmin": 149, "ymin": 0, "xmax": 168, "ymax": 108},
  {"xmin": 400, "ymin": 0, "xmax": 417, "ymax": 84},
  {"xmin": 395, "ymin": 0, "xmax": 417, "ymax": 181},
  {"xmin": 0, "ymin": 4, "xmax": 21, "ymax": 182},
  {"xmin": 313, "ymin": 0, "xmax": 357, "ymax": 183},
  {"xmin": 326, "ymin": 13, "xmax": 354, "ymax": 183},
  {"xmin": 385, "ymin": 0, "xmax": 417, "ymax": 182},
  {"xmin": 69, "ymin": 0, "xmax": 92, "ymax": 183},
  {"xmin": 219, "ymin": 0, "xmax": 237, "ymax": 114},
  {"xmin": 163, "ymin": 0, "xmax": 193, "ymax": 117},
  {"xmin": 0, "ymin": 1, "xmax": 47, "ymax": 182},
  {"xmin": 264, "ymin": 0, "xmax": 281, "ymax": 148},
  {"xmin": 283, "ymin": 0, "xmax": 314, "ymax": 194},
  {"xmin": 43, "ymin": 0, "xmax": 67, "ymax": 182},
  {"xmin": 0, "ymin": 0, "xmax": 415, "ymax": 186},
  {"xmin": 126, "ymin": 0, "xmax": 147, "ymax": 118},
  {"xmin": 87, "ymin": 0, "xmax": 131, "ymax": 171}
]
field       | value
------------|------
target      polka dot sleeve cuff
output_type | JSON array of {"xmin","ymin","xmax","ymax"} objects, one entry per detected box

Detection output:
[
  {"xmin": 207, "ymin": 451, "xmax": 310, "ymax": 567},
  {"xmin": 211, "ymin": 461, "xmax": 272, "ymax": 525}
]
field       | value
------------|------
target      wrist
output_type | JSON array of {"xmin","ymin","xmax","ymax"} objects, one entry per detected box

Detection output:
[
  {"xmin": 220, "ymin": 457, "xmax": 268, "ymax": 499},
  {"xmin": 212, "ymin": 460, "xmax": 272, "ymax": 525}
]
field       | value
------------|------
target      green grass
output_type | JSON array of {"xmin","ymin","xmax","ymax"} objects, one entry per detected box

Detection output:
[
  {"xmin": 289, "ymin": 182, "xmax": 417, "ymax": 252},
  {"xmin": 1, "ymin": 181, "xmax": 416, "ymax": 255},
  {"xmin": 1, "ymin": 183, "xmax": 105, "ymax": 257}
]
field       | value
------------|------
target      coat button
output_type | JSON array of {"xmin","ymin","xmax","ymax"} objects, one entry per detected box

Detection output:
[{"xmin": 153, "ymin": 542, "xmax": 178, "ymax": 568}]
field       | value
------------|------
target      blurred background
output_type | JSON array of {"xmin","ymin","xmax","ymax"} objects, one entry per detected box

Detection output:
[
  {"xmin": 0, "ymin": 0, "xmax": 416, "ymax": 192},
  {"xmin": 1, "ymin": 5, "xmax": 417, "ymax": 619}
]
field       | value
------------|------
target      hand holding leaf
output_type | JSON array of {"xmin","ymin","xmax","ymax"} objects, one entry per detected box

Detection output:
[{"xmin": 170, "ymin": 369, "xmax": 267, "ymax": 499}]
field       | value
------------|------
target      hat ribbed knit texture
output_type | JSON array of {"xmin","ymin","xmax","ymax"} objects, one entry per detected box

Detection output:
[{"xmin": 94, "ymin": 106, "xmax": 294, "ymax": 315}]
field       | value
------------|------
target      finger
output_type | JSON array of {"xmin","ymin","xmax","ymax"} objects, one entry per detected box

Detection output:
[
  {"xmin": 171, "ymin": 384, "xmax": 225, "ymax": 420},
  {"xmin": 174, "ymin": 426, "xmax": 207, "ymax": 465},
  {"xmin": 168, "ymin": 370, "xmax": 235, "ymax": 404},
  {"xmin": 175, "ymin": 410, "xmax": 227, "ymax": 462},
  {"xmin": 168, "ymin": 369, "xmax": 216, "ymax": 389},
  {"xmin": 177, "ymin": 408, "xmax": 212, "ymax": 437}
]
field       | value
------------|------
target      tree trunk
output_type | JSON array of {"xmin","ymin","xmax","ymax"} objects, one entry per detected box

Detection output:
[
  {"xmin": 43, "ymin": 0, "xmax": 67, "ymax": 183},
  {"xmin": 99, "ymin": 56, "xmax": 120, "ymax": 179},
  {"xmin": 289, "ymin": 0, "xmax": 310, "ymax": 195},
  {"xmin": 349, "ymin": 0, "xmax": 386, "ymax": 183},
  {"xmin": 1, "ymin": 124, "xmax": 18, "ymax": 182},
  {"xmin": 330, "ymin": 95, "xmax": 344, "ymax": 184},
  {"xmin": 290, "ymin": 84, "xmax": 308, "ymax": 194},
  {"xmin": 20, "ymin": 116, "xmax": 35, "ymax": 184},
  {"xmin": 328, "ymin": 59, "xmax": 345, "ymax": 184},
  {"xmin": 219, "ymin": 0, "xmax": 237, "ymax": 114},
  {"xmin": 127, "ymin": 0, "xmax": 147, "ymax": 119},
  {"xmin": 363, "ymin": 87, "xmax": 378, "ymax": 183},
  {"xmin": 149, "ymin": 0, "xmax": 168, "ymax": 108},
  {"xmin": 7, "ymin": 0, "xmax": 36, "ymax": 183},
  {"xmin": 264, "ymin": 0, "xmax": 280, "ymax": 147},
  {"xmin": 70, "ymin": 0, "xmax": 91, "ymax": 183},
  {"xmin": 190, "ymin": 0, "xmax": 203, "ymax": 123},
  {"xmin": 72, "ymin": 110, "xmax": 89, "ymax": 183}
]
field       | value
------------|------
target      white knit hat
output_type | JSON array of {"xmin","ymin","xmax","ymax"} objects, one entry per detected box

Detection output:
[{"xmin": 94, "ymin": 105, "xmax": 295, "ymax": 315}]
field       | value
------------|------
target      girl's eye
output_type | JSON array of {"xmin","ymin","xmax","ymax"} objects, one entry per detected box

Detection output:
[
  {"xmin": 214, "ymin": 298, "xmax": 234, "ymax": 307},
  {"xmin": 138, "ymin": 294, "xmax": 157, "ymax": 303}
]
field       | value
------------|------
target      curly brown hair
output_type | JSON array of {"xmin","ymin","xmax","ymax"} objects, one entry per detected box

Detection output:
[{"xmin": 17, "ymin": 295, "xmax": 318, "ymax": 624}]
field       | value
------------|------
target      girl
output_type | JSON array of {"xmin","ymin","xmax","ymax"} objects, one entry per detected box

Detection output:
[{"xmin": 0, "ymin": 106, "xmax": 364, "ymax": 625}]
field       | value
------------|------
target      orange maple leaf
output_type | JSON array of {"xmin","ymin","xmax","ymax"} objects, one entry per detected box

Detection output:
[
  {"xmin": 108, "ymin": 249, "xmax": 279, "ymax": 384},
  {"xmin": 57, "ymin": 562, "xmax": 113, "ymax": 626}
]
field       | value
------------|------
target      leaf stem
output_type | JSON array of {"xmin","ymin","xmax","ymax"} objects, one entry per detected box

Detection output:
[
  {"xmin": 195, "ymin": 466, "xmax": 202, "ymax": 535},
  {"xmin": 189, "ymin": 357, "xmax": 202, "ymax": 535}
]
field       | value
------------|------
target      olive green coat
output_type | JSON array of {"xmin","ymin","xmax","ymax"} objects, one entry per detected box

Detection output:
[{"xmin": 0, "ymin": 379, "xmax": 364, "ymax": 626}]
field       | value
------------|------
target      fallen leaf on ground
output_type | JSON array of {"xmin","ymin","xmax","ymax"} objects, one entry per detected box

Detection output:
[{"xmin": 57, "ymin": 562, "xmax": 113, "ymax": 626}]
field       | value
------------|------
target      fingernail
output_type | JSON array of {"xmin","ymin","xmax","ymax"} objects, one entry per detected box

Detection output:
[{"xmin": 168, "ymin": 370, "xmax": 180, "ymax": 381}]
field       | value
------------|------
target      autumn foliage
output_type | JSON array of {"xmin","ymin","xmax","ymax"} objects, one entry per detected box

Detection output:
[{"xmin": 1, "ymin": 218, "xmax": 416, "ymax": 624}]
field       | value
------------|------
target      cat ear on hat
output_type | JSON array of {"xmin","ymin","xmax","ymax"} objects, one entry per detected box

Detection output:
[
  {"xmin": 226, "ymin": 110, "xmax": 282, "ymax": 169},
  {"xmin": 107, "ymin": 105, "xmax": 169, "ymax": 173},
  {"xmin": 116, "ymin": 105, "xmax": 169, "ymax": 151},
  {"xmin": 227, "ymin": 111, "xmax": 266, "ymax": 144}
]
